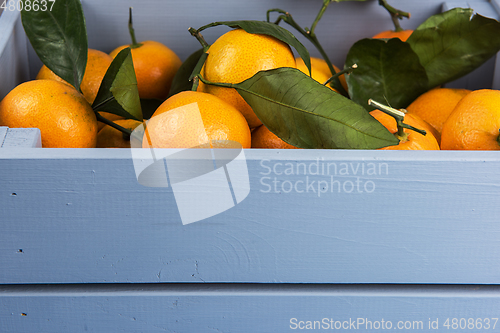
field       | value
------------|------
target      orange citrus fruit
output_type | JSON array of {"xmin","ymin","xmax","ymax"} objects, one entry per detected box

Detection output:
[
  {"xmin": 97, "ymin": 119, "xmax": 143, "ymax": 148},
  {"xmin": 110, "ymin": 41, "xmax": 182, "ymax": 100},
  {"xmin": 0, "ymin": 80, "xmax": 97, "ymax": 148},
  {"xmin": 198, "ymin": 28, "xmax": 296, "ymax": 129},
  {"xmin": 143, "ymin": 91, "xmax": 251, "ymax": 148},
  {"xmin": 251, "ymin": 125, "xmax": 299, "ymax": 149},
  {"xmin": 441, "ymin": 89, "xmax": 500, "ymax": 150},
  {"xmin": 295, "ymin": 57, "xmax": 347, "ymax": 92},
  {"xmin": 406, "ymin": 87, "xmax": 471, "ymax": 143},
  {"xmin": 373, "ymin": 29, "xmax": 413, "ymax": 42},
  {"xmin": 370, "ymin": 109, "xmax": 440, "ymax": 150},
  {"xmin": 36, "ymin": 49, "xmax": 113, "ymax": 105}
]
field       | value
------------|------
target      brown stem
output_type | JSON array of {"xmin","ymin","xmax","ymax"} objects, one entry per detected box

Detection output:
[
  {"xmin": 323, "ymin": 64, "xmax": 357, "ymax": 88},
  {"xmin": 188, "ymin": 27, "xmax": 210, "ymax": 52},
  {"xmin": 368, "ymin": 99, "xmax": 426, "ymax": 141},
  {"xmin": 266, "ymin": 8, "xmax": 349, "ymax": 97},
  {"xmin": 378, "ymin": 0, "xmax": 410, "ymax": 32}
]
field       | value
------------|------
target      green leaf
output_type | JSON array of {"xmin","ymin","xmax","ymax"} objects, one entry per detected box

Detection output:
[
  {"xmin": 204, "ymin": 20, "xmax": 311, "ymax": 74},
  {"xmin": 345, "ymin": 38, "xmax": 429, "ymax": 111},
  {"xmin": 407, "ymin": 8, "xmax": 500, "ymax": 88},
  {"xmin": 92, "ymin": 48, "xmax": 142, "ymax": 121},
  {"xmin": 168, "ymin": 48, "xmax": 205, "ymax": 97},
  {"xmin": 21, "ymin": 0, "xmax": 87, "ymax": 92},
  {"xmin": 141, "ymin": 99, "xmax": 163, "ymax": 120},
  {"xmin": 229, "ymin": 68, "xmax": 399, "ymax": 149}
]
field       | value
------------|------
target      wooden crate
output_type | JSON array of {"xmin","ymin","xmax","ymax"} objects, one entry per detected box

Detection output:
[{"xmin": 1, "ymin": 1, "xmax": 500, "ymax": 332}]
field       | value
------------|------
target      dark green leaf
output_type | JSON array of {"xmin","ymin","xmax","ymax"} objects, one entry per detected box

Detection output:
[
  {"xmin": 92, "ymin": 48, "xmax": 142, "ymax": 121},
  {"xmin": 141, "ymin": 99, "xmax": 163, "ymax": 120},
  {"xmin": 207, "ymin": 20, "xmax": 311, "ymax": 74},
  {"xmin": 407, "ymin": 8, "xmax": 500, "ymax": 88},
  {"xmin": 345, "ymin": 38, "xmax": 429, "ymax": 110},
  {"xmin": 231, "ymin": 68, "xmax": 399, "ymax": 149},
  {"xmin": 168, "ymin": 48, "xmax": 205, "ymax": 97},
  {"xmin": 21, "ymin": 0, "xmax": 87, "ymax": 92}
]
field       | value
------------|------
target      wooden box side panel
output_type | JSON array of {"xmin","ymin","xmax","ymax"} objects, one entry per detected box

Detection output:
[
  {"xmin": 1, "ymin": 150, "xmax": 499, "ymax": 284},
  {"xmin": 0, "ymin": 127, "xmax": 41, "ymax": 148},
  {"xmin": 0, "ymin": 10, "xmax": 30, "ymax": 100},
  {"xmin": 0, "ymin": 284, "xmax": 499, "ymax": 332}
]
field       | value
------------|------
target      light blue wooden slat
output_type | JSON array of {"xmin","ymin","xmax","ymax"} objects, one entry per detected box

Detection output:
[
  {"xmin": 443, "ymin": 1, "xmax": 500, "ymax": 17},
  {"xmin": 0, "ymin": 127, "xmax": 7, "ymax": 146},
  {"xmin": 0, "ymin": 284, "xmax": 499, "ymax": 332},
  {"xmin": 0, "ymin": 149, "xmax": 499, "ymax": 284},
  {"xmin": 0, "ymin": 9, "xmax": 29, "ymax": 100},
  {"xmin": 442, "ymin": 1, "xmax": 473, "ymax": 11},
  {"xmin": 0, "ymin": 128, "xmax": 42, "ymax": 148},
  {"xmin": 0, "ymin": 8, "xmax": 17, "ymax": 60}
]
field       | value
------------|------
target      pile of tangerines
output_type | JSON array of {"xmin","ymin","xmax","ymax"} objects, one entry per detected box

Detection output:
[{"xmin": 0, "ymin": 22, "xmax": 499, "ymax": 151}]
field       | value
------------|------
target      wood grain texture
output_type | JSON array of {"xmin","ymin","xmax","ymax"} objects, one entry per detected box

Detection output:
[
  {"xmin": 1, "ymin": 3, "xmax": 500, "ymax": 330},
  {"xmin": 0, "ymin": 127, "xmax": 7, "ymax": 146},
  {"xmin": 0, "ymin": 284, "xmax": 499, "ymax": 332},
  {"xmin": 0, "ymin": 128, "xmax": 42, "ymax": 148},
  {"xmin": 1, "ymin": 149, "xmax": 499, "ymax": 284}
]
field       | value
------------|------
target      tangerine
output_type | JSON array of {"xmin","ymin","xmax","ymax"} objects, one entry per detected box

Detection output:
[
  {"xmin": 36, "ymin": 49, "xmax": 113, "ymax": 105},
  {"xmin": 370, "ymin": 109, "xmax": 440, "ymax": 150},
  {"xmin": 406, "ymin": 87, "xmax": 471, "ymax": 143},
  {"xmin": 198, "ymin": 28, "xmax": 296, "ymax": 128},
  {"xmin": 0, "ymin": 80, "xmax": 97, "ymax": 148},
  {"xmin": 110, "ymin": 41, "xmax": 182, "ymax": 100},
  {"xmin": 373, "ymin": 29, "xmax": 413, "ymax": 42},
  {"xmin": 251, "ymin": 125, "xmax": 298, "ymax": 149},
  {"xmin": 441, "ymin": 89, "xmax": 500, "ymax": 150},
  {"xmin": 295, "ymin": 57, "xmax": 347, "ymax": 92},
  {"xmin": 143, "ymin": 91, "xmax": 251, "ymax": 149}
]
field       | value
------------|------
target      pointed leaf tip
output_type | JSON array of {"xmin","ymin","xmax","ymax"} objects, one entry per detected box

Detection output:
[
  {"xmin": 93, "ymin": 48, "xmax": 142, "ymax": 121},
  {"xmin": 21, "ymin": 0, "xmax": 88, "ymax": 92}
]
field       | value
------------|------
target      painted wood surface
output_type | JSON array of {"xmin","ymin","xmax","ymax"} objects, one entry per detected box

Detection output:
[
  {"xmin": 0, "ymin": 127, "xmax": 6, "ymax": 145},
  {"xmin": 1, "ymin": 149, "xmax": 499, "ymax": 284},
  {"xmin": 0, "ymin": 9, "xmax": 29, "ymax": 100},
  {"xmin": 1, "ymin": 2, "xmax": 500, "ymax": 331},
  {"xmin": 0, "ymin": 127, "xmax": 42, "ymax": 148},
  {"xmin": 1, "ymin": 284, "xmax": 499, "ymax": 332}
]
